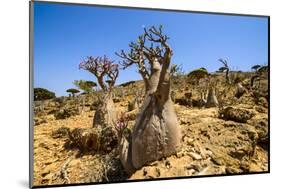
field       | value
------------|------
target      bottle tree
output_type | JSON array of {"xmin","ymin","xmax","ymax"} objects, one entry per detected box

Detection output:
[
  {"xmin": 116, "ymin": 25, "xmax": 181, "ymax": 173},
  {"xmin": 79, "ymin": 55, "xmax": 119, "ymax": 128},
  {"xmin": 187, "ymin": 68, "xmax": 210, "ymax": 106}
]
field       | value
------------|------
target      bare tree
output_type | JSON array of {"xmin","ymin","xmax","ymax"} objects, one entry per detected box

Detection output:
[
  {"xmin": 117, "ymin": 25, "xmax": 181, "ymax": 173},
  {"xmin": 79, "ymin": 55, "xmax": 119, "ymax": 128}
]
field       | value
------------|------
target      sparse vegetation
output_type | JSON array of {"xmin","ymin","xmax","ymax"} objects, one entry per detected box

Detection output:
[{"xmin": 33, "ymin": 25, "xmax": 268, "ymax": 186}]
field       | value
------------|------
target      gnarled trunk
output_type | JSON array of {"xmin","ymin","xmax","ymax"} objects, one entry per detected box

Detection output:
[
  {"xmin": 93, "ymin": 92, "xmax": 117, "ymax": 128},
  {"xmin": 120, "ymin": 58, "xmax": 181, "ymax": 173}
]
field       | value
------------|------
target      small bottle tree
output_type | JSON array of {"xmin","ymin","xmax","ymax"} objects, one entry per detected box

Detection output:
[
  {"xmin": 205, "ymin": 83, "xmax": 219, "ymax": 108},
  {"xmin": 79, "ymin": 55, "xmax": 119, "ymax": 128},
  {"xmin": 187, "ymin": 68, "xmax": 210, "ymax": 106}
]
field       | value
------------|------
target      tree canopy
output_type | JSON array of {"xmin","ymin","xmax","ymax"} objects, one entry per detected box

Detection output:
[
  {"xmin": 66, "ymin": 88, "xmax": 80, "ymax": 94},
  {"xmin": 251, "ymin": 64, "xmax": 261, "ymax": 71},
  {"xmin": 218, "ymin": 59, "xmax": 230, "ymax": 73},
  {"xmin": 187, "ymin": 67, "xmax": 209, "ymax": 80},
  {"xmin": 116, "ymin": 25, "xmax": 173, "ymax": 94},
  {"xmin": 73, "ymin": 80, "xmax": 97, "ymax": 93},
  {"xmin": 257, "ymin": 65, "xmax": 268, "ymax": 74},
  {"xmin": 34, "ymin": 88, "xmax": 56, "ymax": 101},
  {"xmin": 79, "ymin": 55, "xmax": 119, "ymax": 91}
]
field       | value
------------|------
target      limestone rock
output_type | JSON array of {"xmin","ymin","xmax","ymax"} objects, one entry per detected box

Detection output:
[
  {"xmin": 54, "ymin": 108, "xmax": 80, "ymax": 120},
  {"xmin": 68, "ymin": 128, "xmax": 100, "ymax": 152},
  {"xmin": 219, "ymin": 106, "xmax": 255, "ymax": 123}
]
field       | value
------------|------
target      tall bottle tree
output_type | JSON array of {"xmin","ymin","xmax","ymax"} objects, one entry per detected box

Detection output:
[{"xmin": 116, "ymin": 25, "xmax": 181, "ymax": 173}]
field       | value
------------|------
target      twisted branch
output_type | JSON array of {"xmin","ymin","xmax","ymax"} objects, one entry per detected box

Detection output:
[{"xmin": 79, "ymin": 55, "xmax": 119, "ymax": 91}]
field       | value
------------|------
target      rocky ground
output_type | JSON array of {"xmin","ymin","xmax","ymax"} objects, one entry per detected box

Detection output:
[{"xmin": 32, "ymin": 74, "xmax": 269, "ymax": 186}]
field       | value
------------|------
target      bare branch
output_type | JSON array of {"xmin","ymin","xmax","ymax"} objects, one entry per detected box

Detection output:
[
  {"xmin": 79, "ymin": 55, "xmax": 119, "ymax": 91},
  {"xmin": 116, "ymin": 25, "xmax": 173, "ymax": 94}
]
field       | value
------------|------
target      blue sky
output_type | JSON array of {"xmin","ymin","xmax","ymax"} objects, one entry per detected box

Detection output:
[{"xmin": 34, "ymin": 2, "xmax": 268, "ymax": 97}]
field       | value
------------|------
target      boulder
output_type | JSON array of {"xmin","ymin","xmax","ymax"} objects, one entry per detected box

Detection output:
[
  {"xmin": 68, "ymin": 127, "xmax": 118, "ymax": 153},
  {"xmin": 68, "ymin": 128, "xmax": 100, "ymax": 152},
  {"xmin": 219, "ymin": 106, "xmax": 255, "ymax": 123},
  {"xmin": 54, "ymin": 108, "xmax": 80, "ymax": 120},
  {"xmin": 248, "ymin": 118, "xmax": 268, "ymax": 145}
]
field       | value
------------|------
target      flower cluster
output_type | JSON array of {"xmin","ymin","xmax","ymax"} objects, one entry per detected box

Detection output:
[
  {"xmin": 79, "ymin": 55, "xmax": 119, "ymax": 90},
  {"xmin": 114, "ymin": 112, "xmax": 129, "ymax": 139}
]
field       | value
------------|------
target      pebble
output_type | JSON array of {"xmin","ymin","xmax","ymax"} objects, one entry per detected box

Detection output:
[
  {"xmin": 188, "ymin": 152, "xmax": 202, "ymax": 160},
  {"xmin": 165, "ymin": 160, "xmax": 171, "ymax": 169}
]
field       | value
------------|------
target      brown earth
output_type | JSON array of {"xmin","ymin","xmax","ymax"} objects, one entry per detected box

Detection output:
[{"xmin": 33, "ymin": 73, "xmax": 269, "ymax": 186}]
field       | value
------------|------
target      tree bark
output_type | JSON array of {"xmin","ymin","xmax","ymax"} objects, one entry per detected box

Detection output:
[
  {"xmin": 93, "ymin": 92, "xmax": 117, "ymax": 128},
  {"xmin": 205, "ymin": 87, "xmax": 219, "ymax": 108},
  {"xmin": 120, "ymin": 57, "xmax": 181, "ymax": 172}
]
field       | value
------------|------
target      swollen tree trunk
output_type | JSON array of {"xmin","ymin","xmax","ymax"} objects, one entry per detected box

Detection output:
[
  {"xmin": 120, "ymin": 58, "xmax": 181, "ymax": 173},
  {"xmin": 205, "ymin": 87, "xmax": 219, "ymax": 108},
  {"xmin": 93, "ymin": 92, "xmax": 117, "ymax": 128}
]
